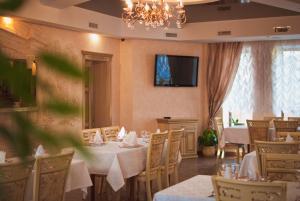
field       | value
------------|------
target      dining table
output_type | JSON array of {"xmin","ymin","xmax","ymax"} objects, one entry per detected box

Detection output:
[
  {"xmin": 74, "ymin": 139, "xmax": 148, "ymax": 192},
  {"xmin": 220, "ymin": 126, "xmax": 277, "ymax": 149},
  {"xmin": 25, "ymin": 159, "xmax": 92, "ymax": 201},
  {"xmin": 153, "ymin": 175, "xmax": 214, "ymax": 201},
  {"xmin": 153, "ymin": 174, "xmax": 300, "ymax": 201}
]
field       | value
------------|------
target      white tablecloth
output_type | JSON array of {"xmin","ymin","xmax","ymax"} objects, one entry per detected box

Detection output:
[
  {"xmin": 75, "ymin": 140, "xmax": 148, "ymax": 192},
  {"xmin": 25, "ymin": 159, "xmax": 92, "ymax": 201},
  {"xmin": 238, "ymin": 151, "xmax": 258, "ymax": 180},
  {"xmin": 153, "ymin": 175, "xmax": 214, "ymax": 201},
  {"xmin": 221, "ymin": 126, "xmax": 276, "ymax": 147}
]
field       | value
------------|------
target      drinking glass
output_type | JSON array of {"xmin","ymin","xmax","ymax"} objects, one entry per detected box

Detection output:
[
  {"xmin": 218, "ymin": 163, "xmax": 226, "ymax": 177},
  {"xmin": 231, "ymin": 163, "xmax": 240, "ymax": 179}
]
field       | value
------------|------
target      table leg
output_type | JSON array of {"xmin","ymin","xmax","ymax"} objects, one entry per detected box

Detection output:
[
  {"xmin": 90, "ymin": 174, "xmax": 95, "ymax": 201},
  {"xmin": 129, "ymin": 177, "xmax": 135, "ymax": 201}
]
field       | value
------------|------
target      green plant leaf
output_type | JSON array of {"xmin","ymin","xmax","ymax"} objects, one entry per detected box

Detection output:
[
  {"xmin": 43, "ymin": 99, "xmax": 81, "ymax": 116},
  {"xmin": 0, "ymin": 0, "xmax": 24, "ymax": 11}
]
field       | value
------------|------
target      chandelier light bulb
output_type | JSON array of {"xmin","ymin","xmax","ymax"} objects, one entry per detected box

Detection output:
[
  {"xmin": 165, "ymin": 3, "xmax": 169, "ymax": 11},
  {"xmin": 145, "ymin": 3, "xmax": 150, "ymax": 11},
  {"xmin": 122, "ymin": 0, "xmax": 186, "ymax": 29}
]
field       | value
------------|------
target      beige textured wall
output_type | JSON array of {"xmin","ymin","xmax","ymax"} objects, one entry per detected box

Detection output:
[
  {"xmin": 0, "ymin": 19, "xmax": 121, "ymax": 135},
  {"xmin": 0, "ymin": 19, "xmax": 209, "ymax": 139},
  {"xmin": 120, "ymin": 39, "xmax": 208, "ymax": 135}
]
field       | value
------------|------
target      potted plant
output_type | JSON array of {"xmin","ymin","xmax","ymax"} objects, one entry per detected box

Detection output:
[{"xmin": 198, "ymin": 129, "xmax": 218, "ymax": 157}]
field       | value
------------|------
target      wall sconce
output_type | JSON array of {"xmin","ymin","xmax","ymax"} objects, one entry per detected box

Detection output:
[
  {"xmin": 2, "ymin": 17, "xmax": 14, "ymax": 29},
  {"xmin": 89, "ymin": 33, "xmax": 100, "ymax": 44}
]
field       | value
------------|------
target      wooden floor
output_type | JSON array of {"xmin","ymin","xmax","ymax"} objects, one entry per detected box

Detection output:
[{"xmin": 65, "ymin": 155, "xmax": 218, "ymax": 201}]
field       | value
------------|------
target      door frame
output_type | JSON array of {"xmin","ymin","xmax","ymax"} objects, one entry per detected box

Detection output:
[{"xmin": 82, "ymin": 51, "xmax": 113, "ymax": 129}]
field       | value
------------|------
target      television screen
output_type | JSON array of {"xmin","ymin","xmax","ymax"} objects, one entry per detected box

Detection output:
[
  {"xmin": 154, "ymin": 55, "xmax": 199, "ymax": 87},
  {"xmin": 0, "ymin": 59, "xmax": 36, "ymax": 108}
]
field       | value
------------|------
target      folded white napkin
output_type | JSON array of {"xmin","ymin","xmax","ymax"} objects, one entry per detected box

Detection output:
[
  {"xmin": 93, "ymin": 130, "xmax": 104, "ymax": 144},
  {"xmin": 118, "ymin": 127, "xmax": 126, "ymax": 140},
  {"xmin": 0, "ymin": 151, "xmax": 6, "ymax": 163},
  {"xmin": 286, "ymin": 134, "xmax": 294, "ymax": 142},
  {"xmin": 123, "ymin": 131, "xmax": 138, "ymax": 146},
  {"xmin": 35, "ymin": 145, "xmax": 45, "ymax": 157}
]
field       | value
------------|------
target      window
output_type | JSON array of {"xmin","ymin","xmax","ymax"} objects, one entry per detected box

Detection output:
[
  {"xmin": 222, "ymin": 46, "xmax": 254, "ymax": 126},
  {"xmin": 272, "ymin": 45, "xmax": 300, "ymax": 117}
]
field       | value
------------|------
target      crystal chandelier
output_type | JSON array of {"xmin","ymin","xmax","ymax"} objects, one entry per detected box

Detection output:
[{"xmin": 122, "ymin": 0, "xmax": 187, "ymax": 29}]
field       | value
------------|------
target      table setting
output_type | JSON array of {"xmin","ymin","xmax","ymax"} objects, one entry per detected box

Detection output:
[{"xmin": 0, "ymin": 145, "xmax": 93, "ymax": 201}]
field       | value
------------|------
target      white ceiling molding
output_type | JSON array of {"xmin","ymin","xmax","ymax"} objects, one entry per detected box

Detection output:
[
  {"xmin": 11, "ymin": 0, "xmax": 300, "ymax": 42},
  {"xmin": 252, "ymin": 0, "xmax": 300, "ymax": 13},
  {"xmin": 40, "ymin": 0, "xmax": 90, "ymax": 9}
]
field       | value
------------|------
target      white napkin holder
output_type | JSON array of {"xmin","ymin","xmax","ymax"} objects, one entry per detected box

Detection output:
[
  {"xmin": 93, "ymin": 130, "xmax": 104, "ymax": 145},
  {"xmin": 118, "ymin": 127, "xmax": 126, "ymax": 140},
  {"xmin": 35, "ymin": 145, "xmax": 46, "ymax": 157},
  {"xmin": 286, "ymin": 134, "xmax": 294, "ymax": 142},
  {"xmin": 0, "ymin": 151, "xmax": 6, "ymax": 163}
]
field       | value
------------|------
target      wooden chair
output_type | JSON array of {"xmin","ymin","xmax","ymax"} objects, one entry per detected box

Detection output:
[
  {"xmin": 82, "ymin": 128, "xmax": 106, "ymax": 198},
  {"xmin": 246, "ymin": 120, "xmax": 269, "ymax": 152},
  {"xmin": 254, "ymin": 140, "xmax": 299, "ymax": 176},
  {"xmin": 264, "ymin": 116, "xmax": 283, "ymax": 128},
  {"xmin": 214, "ymin": 117, "xmax": 244, "ymax": 163},
  {"xmin": 81, "ymin": 128, "xmax": 101, "ymax": 144},
  {"xmin": 161, "ymin": 128, "xmax": 184, "ymax": 188},
  {"xmin": 135, "ymin": 131, "xmax": 168, "ymax": 201},
  {"xmin": 0, "ymin": 158, "xmax": 35, "ymax": 201},
  {"xmin": 101, "ymin": 126, "xmax": 120, "ymax": 141},
  {"xmin": 274, "ymin": 120, "xmax": 298, "ymax": 132},
  {"xmin": 288, "ymin": 117, "xmax": 300, "ymax": 126},
  {"xmin": 212, "ymin": 176, "xmax": 287, "ymax": 201},
  {"xmin": 33, "ymin": 150, "xmax": 74, "ymax": 201},
  {"xmin": 277, "ymin": 131, "xmax": 300, "ymax": 141},
  {"xmin": 261, "ymin": 153, "xmax": 300, "ymax": 181}
]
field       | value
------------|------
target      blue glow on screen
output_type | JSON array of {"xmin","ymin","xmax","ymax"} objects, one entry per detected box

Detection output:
[{"xmin": 156, "ymin": 55, "xmax": 171, "ymax": 85}]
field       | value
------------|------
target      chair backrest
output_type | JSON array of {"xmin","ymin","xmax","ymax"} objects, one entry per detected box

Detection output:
[
  {"xmin": 274, "ymin": 120, "xmax": 298, "ymax": 132},
  {"xmin": 212, "ymin": 176, "xmax": 287, "ymax": 201},
  {"xmin": 0, "ymin": 158, "xmax": 35, "ymax": 201},
  {"xmin": 246, "ymin": 120, "xmax": 269, "ymax": 151},
  {"xmin": 33, "ymin": 150, "xmax": 74, "ymax": 201},
  {"xmin": 261, "ymin": 153, "xmax": 300, "ymax": 181},
  {"xmin": 100, "ymin": 126, "xmax": 120, "ymax": 141},
  {"xmin": 213, "ymin": 117, "xmax": 223, "ymax": 141},
  {"xmin": 146, "ymin": 131, "xmax": 168, "ymax": 175},
  {"xmin": 81, "ymin": 128, "xmax": 101, "ymax": 144},
  {"xmin": 264, "ymin": 116, "xmax": 283, "ymax": 127},
  {"xmin": 288, "ymin": 117, "xmax": 300, "ymax": 126},
  {"xmin": 165, "ymin": 129, "xmax": 184, "ymax": 170},
  {"xmin": 277, "ymin": 131, "xmax": 300, "ymax": 141},
  {"xmin": 255, "ymin": 140, "xmax": 300, "ymax": 175}
]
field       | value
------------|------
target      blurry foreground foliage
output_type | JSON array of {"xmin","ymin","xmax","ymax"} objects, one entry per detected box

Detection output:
[{"xmin": 0, "ymin": 0, "xmax": 90, "ymax": 160}]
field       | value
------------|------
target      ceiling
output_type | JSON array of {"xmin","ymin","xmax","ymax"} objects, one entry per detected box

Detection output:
[{"xmin": 76, "ymin": 0, "xmax": 300, "ymax": 23}]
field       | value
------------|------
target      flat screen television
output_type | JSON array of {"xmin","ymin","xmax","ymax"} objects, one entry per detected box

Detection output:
[{"xmin": 154, "ymin": 54, "xmax": 199, "ymax": 87}]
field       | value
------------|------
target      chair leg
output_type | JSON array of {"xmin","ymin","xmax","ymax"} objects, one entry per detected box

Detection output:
[
  {"xmin": 174, "ymin": 166, "xmax": 179, "ymax": 185},
  {"xmin": 157, "ymin": 171, "xmax": 162, "ymax": 191},
  {"xmin": 146, "ymin": 179, "xmax": 152, "ymax": 201},
  {"xmin": 136, "ymin": 179, "xmax": 140, "ymax": 201}
]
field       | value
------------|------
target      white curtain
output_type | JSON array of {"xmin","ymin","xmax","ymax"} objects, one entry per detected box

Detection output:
[
  {"xmin": 272, "ymin": 43, "xmax": 300, "ymax": 117},
  {"xmin": 223, "ymin": 40, "xmax": 300, "ymax": 126},
  {"xmin": 222, "ymin": 46, "xmax": 254, "ymax": 126}
]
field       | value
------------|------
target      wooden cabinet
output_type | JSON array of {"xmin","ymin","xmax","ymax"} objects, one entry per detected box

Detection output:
[{"xmin": 157, "ymin": 118, "xmax": 199, "ymax": 159}]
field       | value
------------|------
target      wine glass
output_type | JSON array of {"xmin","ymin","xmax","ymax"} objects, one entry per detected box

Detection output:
[{"xmin": 218, "ymin": 163, "xmax": 227, "ymax": 177}]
